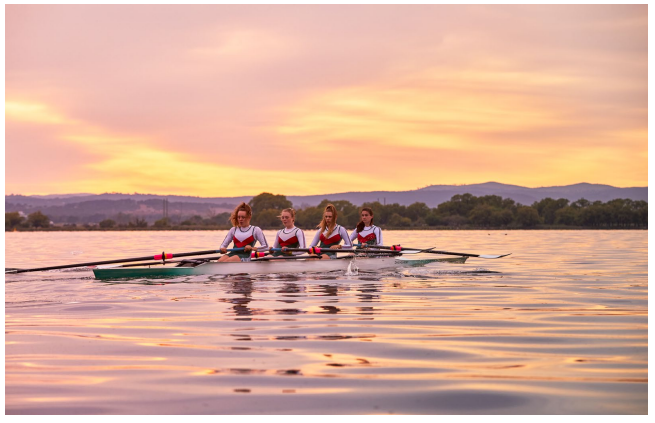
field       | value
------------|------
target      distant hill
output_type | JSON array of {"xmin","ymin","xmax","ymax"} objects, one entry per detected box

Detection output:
[
  {"xmin": 5, "ymin": 182, "xmax": 647, "ymax": 224},
  {"xmin": 286, "ymin": 182, "xmax": 647, "ymax": 208}
]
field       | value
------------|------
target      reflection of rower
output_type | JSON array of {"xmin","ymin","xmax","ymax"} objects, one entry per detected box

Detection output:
[
  {"xmin": 219, "ymin": 202, "xmax": 269, "ymax": 262},
  {"xmin": 309, "ymin": 204, "xmax": 352, "ymax": 260},
  {"xmin": 272, "ymin": 208, "xmax": 306, "ymax": 256},
  {"xmin": 350, "ymin": 207, "xmax": 383, "ymax": 247},
  {"xmin": 226, "ymin": 280, "xmax": 255, "ymax": 317}
]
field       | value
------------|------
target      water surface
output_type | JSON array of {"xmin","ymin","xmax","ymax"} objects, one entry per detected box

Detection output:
[{"xmin": 5, "ymin": 230, "xmax": 647, "ymax": 414}]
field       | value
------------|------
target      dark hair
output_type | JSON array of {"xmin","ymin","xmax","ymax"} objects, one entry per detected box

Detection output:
[{"xmin": 356, "ymin": 207, "xmax": 374, "ymax": 232}]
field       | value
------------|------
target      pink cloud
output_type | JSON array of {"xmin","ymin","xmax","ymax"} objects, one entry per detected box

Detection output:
[{"xmin": 5, "ymin": 5, "xmax": 647, "ymax": 195}]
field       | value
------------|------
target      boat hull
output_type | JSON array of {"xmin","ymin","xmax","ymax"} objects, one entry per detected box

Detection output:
[{"xmin": 92, "ymin": 255, "xmax": 465, "ymax": 280}]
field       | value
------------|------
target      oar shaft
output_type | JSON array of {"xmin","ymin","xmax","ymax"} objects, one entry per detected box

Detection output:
[
  {"xmin": 109, "ymin": 256, "xmax": 224, "ymax": 268},
  {"xmin": 371, "ymin": 245, "xmax": 478, "ymax": 257},
  {"xmin": 357, "ymin": 244, "xmax": 509, "ymax": 259},
  {"xmin": 272, "ymin": 247, "xmax": 399, "ymax": 254},
  {"xmin": 7, "ymin": 249, "xmax": 244, "ymax": 274}
]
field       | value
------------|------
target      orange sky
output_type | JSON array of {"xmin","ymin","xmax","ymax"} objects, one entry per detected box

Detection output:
[{"xmin": 5, "ymin": 5, "xmax": 648, "ymax": 196}]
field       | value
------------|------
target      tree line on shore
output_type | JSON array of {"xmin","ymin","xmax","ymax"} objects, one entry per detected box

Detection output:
[{"xmin": 5, "ymin": 192, "xmax": 648, "ymax": 231}]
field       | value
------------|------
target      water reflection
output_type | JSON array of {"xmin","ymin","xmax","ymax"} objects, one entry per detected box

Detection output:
[
  {"xmin": 319, "ymin": 306, "xmax": 341, "ymax": 314},
  {"xmin": 276, "ymin": 282, "xmax": 304, "ymax": 295},
  {"xmin": 274, "ymin": 308, "xmax": 305, "ymax": 315},
  {"xmin": 316, "ymin": 284, "xmax": 339, "ymax": 297},
  {"xmin": 221, "ymin": 280, "xmax": 255, "ymax": 317},
  {"xmin": 356, "ymin": 283, "xmax": 382, "ymax": 302},
  {"xmin": 357, "ymin": 306, "xmax": 376, "ymax": 315},
  {"xmin": 4, "ymin": 230, "xmax": 648, "ymax": 414}
]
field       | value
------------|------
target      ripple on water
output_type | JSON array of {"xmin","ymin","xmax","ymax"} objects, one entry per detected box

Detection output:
[{"xmin": 5, "ymin": 230, "xmax": 648, "ymax": 414}]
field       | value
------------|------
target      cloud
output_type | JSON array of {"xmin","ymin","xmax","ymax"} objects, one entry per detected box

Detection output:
[
  {"xmin": 5, "ymin": 101, "xmax": 74, "ymax": 125},
  {"xmin": 4, "ymin": 5, "xmax": 647, "ymax": 195}
]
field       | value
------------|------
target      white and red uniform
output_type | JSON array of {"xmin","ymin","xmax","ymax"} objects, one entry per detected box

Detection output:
[
  {"xmin": 272, "ymin": 227, "xmax": 306, "ymax": 256},
  {"xmin": 310, "ymin": 225, "xmax": 352, "ymax": 257},
  {"xmin": 350, "ymin": 225, "xmax": 383, "ymax": 246},
  {"xmin": 220, "ymin": 225, "xmax": 269, "ymax": 261}
]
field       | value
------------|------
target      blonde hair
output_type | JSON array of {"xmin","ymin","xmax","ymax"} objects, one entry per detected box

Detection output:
[
  {"xmin": 318, "ymin": 204, "xmax": 338, "ymax": 237},
  {"xmin": 278, "ymin": 208, "xmax": 296, "ymax": 221},
  {"xmin": 230, "ymin": 202, "xmax": 252, "ymax": 226}
]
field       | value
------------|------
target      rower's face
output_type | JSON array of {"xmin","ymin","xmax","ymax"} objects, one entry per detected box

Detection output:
[
  {"xmin": 324, "ymin": 211, "xmax": 333, "ymax": 225},
  {"xmin": 361, "ymin": 211, "xmax": 372, "ymax": 225},
  {"xmin": 237, "ymin": 211, "xmax": 250, "ymax": 226},
  {"xmin": 280, "ymin": 212, "xmax": 293, "ymax": 227}
]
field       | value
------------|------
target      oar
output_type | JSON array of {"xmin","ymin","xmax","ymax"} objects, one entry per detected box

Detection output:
[
  {"xmin": 270, "ymin": 247, "xmax": 402, "ymax": 255},
  {"xmin": 5, "ymin": 249, "xmax": 245, "ymax": 274},
  {"xmin": 253, "ymin": 252, "xmax": 401, "ymax": 262},
  {"xmin": 97, "ymin": 256, "xmax": 224, "ymax": 269},
  {"xmin": 252, "ymin": 255, "xmax": 315, "ymax": 261},
  {"xmin": 356, "ymin": 244, "xmax": 511, "ymax": 259},
  {"xmin": 351, "ymin": 245, "xmax": 436, "ymax": 254}
]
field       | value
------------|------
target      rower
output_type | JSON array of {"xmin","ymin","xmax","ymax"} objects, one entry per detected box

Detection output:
[
  {"xmin": 272, "ymin": 208, "xmax": 306, "ymax": 256},
  {"xmin": 219, "ymin": 202, "xmax": 269, "ymax": 262},
  {"xmin": 309, "ymin": 203, "xmax": 352, "ymax": 260},
  {"xmin": 350, "ymin": 207, "xmax": 383, "ymax": 247}
]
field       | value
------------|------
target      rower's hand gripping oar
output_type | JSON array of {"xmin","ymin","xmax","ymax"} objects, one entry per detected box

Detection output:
[
  {"xmin": 5, "ymin": 248, "xmax": 246, "ymax": 274},
  {"xmin": 269, "ymin": 247, "xmax": 404, "ymax": 255},
  {"xmin": 253, "ymin": 247, "xmax": 407, "ymax": 261},
  {"xmin": 356, "ymin": 244, "xmax": 511, "ymax": 259}
]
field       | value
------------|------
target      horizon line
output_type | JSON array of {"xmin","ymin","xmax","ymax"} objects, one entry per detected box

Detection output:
[{"xmin": 5, "ymin": 181, "xmax": 648, "ymax": 198}]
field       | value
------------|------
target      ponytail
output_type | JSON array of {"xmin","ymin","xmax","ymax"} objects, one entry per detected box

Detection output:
[{"xmin": 318, "ymin": 204, "xmax": 338, "ymax": 237}]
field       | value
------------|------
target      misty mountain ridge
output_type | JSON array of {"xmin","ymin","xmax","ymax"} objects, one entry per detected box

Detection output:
[
  {"xmin": 6, "ymin": 182, "xmax": 647, "ymax": 224},
  {"xmin": 7, "ymin": 182, "xmax": 647, "ymax": 208}
]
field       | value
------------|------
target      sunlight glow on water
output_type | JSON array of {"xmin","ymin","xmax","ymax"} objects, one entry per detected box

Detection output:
[{"xmin": 5, "ymin": 230, "xmax": 647, "ymax": 414}]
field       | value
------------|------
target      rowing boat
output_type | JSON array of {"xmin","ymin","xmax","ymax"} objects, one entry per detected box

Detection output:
[
  {"xmin": 7, "ymin": 244, "xmax": 506, "ymax": 280},
  {"xmin": 92, "ymin": 255, "xmax": 467, "ymax": 280}
]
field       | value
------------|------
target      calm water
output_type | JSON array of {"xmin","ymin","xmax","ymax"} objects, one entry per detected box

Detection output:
[{"xmin": 5, "ymin": 230, "xmax": 647, "ymax": 414}]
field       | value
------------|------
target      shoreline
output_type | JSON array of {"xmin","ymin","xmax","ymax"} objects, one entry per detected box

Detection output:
[{"xmin": 6, "ymin": 226, "xmax": 647, "ymax": 232}]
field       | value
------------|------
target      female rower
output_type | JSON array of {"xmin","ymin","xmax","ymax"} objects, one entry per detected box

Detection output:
[
  {"xmin": 309, "ymin": 203, "xmax": 352, "ymax": 260},
  {"xmin": 350, "ymin": 207, "xmax": 383, "ymax": 247},
  {"xmin": 271, "ymin": 208, "xmax": 306, "ymax": 256},
  {"xmin": 218, "ymin": 202, "xmax": 269, "ymax": 262}
]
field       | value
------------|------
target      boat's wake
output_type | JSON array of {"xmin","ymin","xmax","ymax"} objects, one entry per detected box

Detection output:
[
  {"xmin": 344, "ymin": 259, "xmax": 359, "ymax": 276},
  {"xmin": 397, "ymin": 267, "xmax": 499, "ymax": 277}
]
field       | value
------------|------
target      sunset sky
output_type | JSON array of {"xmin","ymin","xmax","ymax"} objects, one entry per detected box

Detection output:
[{"xmin": 5, "ymin": 4, "xmax": 648, "ymax": 197}]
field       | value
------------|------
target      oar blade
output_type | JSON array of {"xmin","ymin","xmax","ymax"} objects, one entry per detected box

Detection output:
[{"xmin": 478, "ymin": 253, "xmax": 512, "ymax": 259}]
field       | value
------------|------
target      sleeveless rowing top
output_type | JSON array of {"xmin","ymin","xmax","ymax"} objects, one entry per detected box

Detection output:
[
  {"xmin": 220, "ymin": 225, "xmax": 268, "ymax": 260},
  {"xmin": 310, "ymin": 225, "xmax": 352, "ymax": 257},
  {"xmin": 350, "ymin": 225, "xmax": 383, "ymax": 246},
  {"xmin": 272, "ymin": 227, "xmax": 306, "ymax": 256}
]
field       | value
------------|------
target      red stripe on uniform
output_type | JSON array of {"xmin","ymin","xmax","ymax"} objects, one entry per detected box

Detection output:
[
  {"xmin": 278, "ymin": 235, "xmax": 299, "ymax": 247},
  {"xmin": 320, "ymin": 233, "xmax": 342, "ymax": 245},
  {"xmin": 234, "ymin": 235, "xmax": 255, "ymax": 248},
  {"xmin": 357, "ymin": 233, "xmax": 377, "ymax": 243}
]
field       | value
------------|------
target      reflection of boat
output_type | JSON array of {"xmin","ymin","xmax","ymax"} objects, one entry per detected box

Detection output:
[{"xmin": 92, "ymin": 255, "xmax": 467, "ymax": 280}]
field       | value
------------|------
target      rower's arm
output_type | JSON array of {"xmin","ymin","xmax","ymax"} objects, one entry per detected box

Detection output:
[
  {"xmin": 254, "ymin": 227, "xmax": 269, "ymax": 252},
  {"xmin": 297, "ymin": 229, "xmax": 307, "ymax": 248},
  {"xmin": 340, "ymin": 227, "xmax": 353, "ymax": 249},
  {"xmin": 309, "ymin": 229, "xmax": 321, "ymax": 247},
  {"xmin": 220, "ymin": 227, "xmax": 236, "ymax": 249},
  {"xmin": 272, "ymin": 230, "xmax": 281, "ymax": 249},
  {"xmin": 349, "ymin": 229, "xmax": 358, "ymax": 242},
  {"xmin": 376, "ymin": 227, "xmax": 384, "ymax": 246},
  {"xmin": 292, "ymin": 229, "xmax": 307, "ymax": 256}
]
